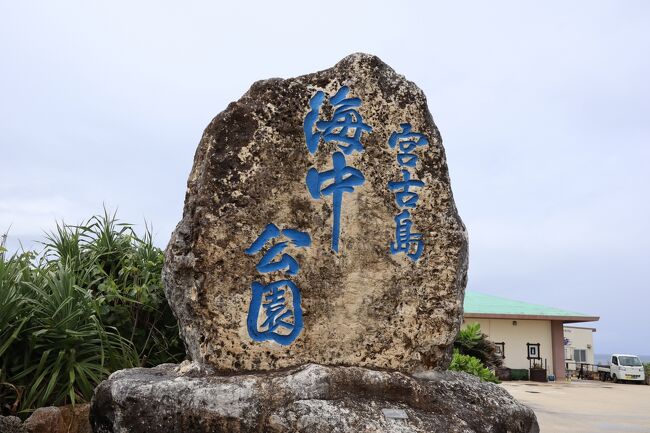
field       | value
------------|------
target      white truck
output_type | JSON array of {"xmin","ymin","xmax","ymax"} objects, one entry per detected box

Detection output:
[{"xmin": 598, "ymin": 354, "xmax": 646, "ymax": 383}]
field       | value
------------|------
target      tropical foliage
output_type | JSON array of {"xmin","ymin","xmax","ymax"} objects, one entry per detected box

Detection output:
[
  {"xmin": 449, "ymin": 349, "xmax": 500, "ymax": 383},
  {"xmin": 454, "ymin": 322, "xmax": 503, "ymax": 369},
  {"xmin": 450, "ymin": 322, "xmax": 502, "ymax": 383},
  {"xmin": 0, "ymin": 211, "xmax": 185, "ymax": 416}
]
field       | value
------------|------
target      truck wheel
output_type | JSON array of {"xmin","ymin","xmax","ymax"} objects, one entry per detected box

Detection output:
[{"xmin": 612, "ymin": 374, "xmax": 618, "ymax": 383}]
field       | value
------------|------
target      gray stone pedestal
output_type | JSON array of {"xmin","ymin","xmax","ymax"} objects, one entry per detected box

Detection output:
[{"xmin": 90, "ymin": 363, "xmax": 538, "ymax": 433}]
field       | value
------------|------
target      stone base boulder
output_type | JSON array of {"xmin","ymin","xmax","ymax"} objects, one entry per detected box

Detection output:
[
  {"xmin": 90, "ymin": 363, "xmax": 538, "ymax": 433},
  {"xmin": 0, "ymin": 404, "xmax": 91, "ymax": 433},
  {"xmin": 24, "ymin": 404, "xmax": 91, "ymax": 433},
  {"xmin": 0, "ymin": 415, "xmax": 26, "ymax": 433}
]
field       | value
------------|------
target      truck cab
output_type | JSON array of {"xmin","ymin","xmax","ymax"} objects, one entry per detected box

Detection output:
[{"xmin": 609, "ymin": 354, "xmax": 645, "ymax": 383}]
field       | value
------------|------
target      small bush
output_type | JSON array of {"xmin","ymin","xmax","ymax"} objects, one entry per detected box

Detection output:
[
  {"xmin": 0, "ymin": 210, "xmax": 185, "ymax": 416},
  {"xmin": 454, "ymin": 323, "xmax": 503, "ymax": 369},
  {"xmin": 449, "ymin": 349, "xmax": 500, "ymax": 383},
  {"xmin": 510, "ymin": 369, "xmax": 530, "ymax": 381}
]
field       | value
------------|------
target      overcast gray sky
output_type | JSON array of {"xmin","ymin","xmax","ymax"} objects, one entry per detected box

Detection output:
[{"xmin": 1, "ymin": 1, "xmax": 648, "ymax": 355}]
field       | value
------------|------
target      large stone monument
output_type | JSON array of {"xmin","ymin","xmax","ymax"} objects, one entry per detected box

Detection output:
[
  {"xmin": 90, "ymin": 53, "xmax": 538, "ymax": 433},
  {"xmin": 163, "ymin": 52, "xmax": 468, "ymax": 373}
]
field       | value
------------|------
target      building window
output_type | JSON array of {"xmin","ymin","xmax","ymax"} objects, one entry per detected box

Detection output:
[
  {"xmin": 494, "ymin": 342, "xmax": 505, "ymax": 358},
  {"xmin": 565, "ymin": 347, "xmax": 573, "ymax": 360},
  {"xmin": 527, "ymin": 343, "xmax": 541, "ymax": 360},
  {"xmin": 574, "ymin": 349, "xmax": 586, "ymax": 363}
]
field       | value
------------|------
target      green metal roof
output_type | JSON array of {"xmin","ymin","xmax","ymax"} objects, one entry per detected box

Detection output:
[{"xmin": 463, "ymin": 291, "xmax": 599, "ymax": 322}]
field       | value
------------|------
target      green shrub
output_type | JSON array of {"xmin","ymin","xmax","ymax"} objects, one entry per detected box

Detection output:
[
  {"xmin": 0, "ymin": 249, "xmax": 35, "ymax": 413},
  {"xmin": 10, "ymin": 265, "xmax": 139, "ymax": 410},
  {"xmin": 454, "ymin": 322, "xmax": 503, "ymax": 369},
  {"xmin": 510, "ymin": 369, "xmax": 530, "ymax": 381},
  {"xmin": 0, "ymin": 210, "xmax": 186, "ymax": 416},
  {"xmin": 449, "ymin": 349, "xmax": 500, "ymax": 383},
  {"xmin": 41, "ymin": 211, "xmax": 185, "ymax": 366}
]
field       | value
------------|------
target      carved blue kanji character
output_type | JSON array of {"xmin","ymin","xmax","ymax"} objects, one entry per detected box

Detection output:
[
  {"xmin": 306, "ymin": 151, "xmax": 365, "ymax": 253},
  {"xmin": 303, "ymin": 86, "xmax": 372, "ymax": 155},
  {"xmin": 388, "ymin": 123, "xmax": 429, "ymax": 167},
  {"xmin": 245, "ymin": 223, "xmax": 311, "ymax": 276},
  {"xmin": 247, "ymin": 280, "xmax": 303, "ymax": 345},
  {"xmin": 387, "ymin": 170, "xmax": 425, "ymax": 208},
  {"xmin": 390, "ymin": 210, "xmax": 424, "ymax": 261},
  {"xmin": 304, "ymin": 91, "xmax": 326, "ymax": 154}
]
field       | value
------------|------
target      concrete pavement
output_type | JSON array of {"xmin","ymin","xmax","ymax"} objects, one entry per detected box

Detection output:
[{"xmin": 500, "ymin": 380, "xmax": 650, "ymax": 432}]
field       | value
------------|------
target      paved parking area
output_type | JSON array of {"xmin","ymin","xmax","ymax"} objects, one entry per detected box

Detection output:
[{"xmin": 500, "ymin": 380, "xmax": 650, "ymax": 432}]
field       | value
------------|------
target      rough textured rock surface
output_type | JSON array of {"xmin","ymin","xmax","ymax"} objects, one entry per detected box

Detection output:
[
  {"xmin": 23, "ymin": 406, "xmax": 65, "ymax": 433},
  {"xmin": 90, "ymin": 363, "xmax": 538, "ymax": 433},
  {"xmin": 0, "ymin": 415, "xmax": 26, "ymax": 433},
  {"xmin": 22, "ymin": 404, "xmax": 91, "ymax": 433},
  {"xmin": 163, "ymin": 52, "xmax": 468, "ymax": 373}
]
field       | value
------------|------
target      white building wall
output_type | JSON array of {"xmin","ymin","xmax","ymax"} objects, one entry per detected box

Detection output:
[
  {"xmin": 563, "ymin": 326, "xmax": 595, "ymax": 366},
  {"xmin": 462, "ymin": 318, "xmax": 554, "ymax": 372}
]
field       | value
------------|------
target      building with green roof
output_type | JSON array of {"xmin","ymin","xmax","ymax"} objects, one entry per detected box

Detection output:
[{"xmin": 463, "ymin": 291, "xmax": 599, "ymax": 381}]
